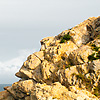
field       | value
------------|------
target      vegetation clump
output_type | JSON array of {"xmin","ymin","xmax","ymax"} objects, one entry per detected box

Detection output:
[
  {"xmin": 96, "ymin": 34, "xmax": 100, "ymax": 39},
  {"xmin": 76, "ymin": 73, "xmax": 84, "ymax": 80},
  {"xmin": 88, "ymin": 52, "xmax": 100, "ymax": 61},
  {"xmin": 60, "ymin": 39, "xmax": 66, "ymax": 43},
  {"xmin": 65, "ymin": 65, "xmax": 71, "ymax": 69},
  {"xmin": 93, "ymin": 85, "xmax": 100, "ymax": 97},
  {"xmin": 91, "ymin": 44, "xmax": 100, "ymax": 51},
  {"xmin": 75, "ymin": 73, "xmax": 93, "ymax": 91},
  {"xmin": 60, "ymin": 33, "xmax": 71, "ymax": 43},
  {"xmin": 61, "ymin": 56, "xmax": 65, "ymax": 60},
  {"xmin": 88, "ymin": 43, "xmax": 100, "ymax": 61},
  {"xmin": 88, "ymin": 53, "xmax": 97, "ymax": 61}
]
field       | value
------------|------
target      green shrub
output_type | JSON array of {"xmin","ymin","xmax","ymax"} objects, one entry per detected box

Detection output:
[
  {"xmin": 60, "ymin": 39, "xmax": 66, "ymax": 43},
  {"xmin": 63, "ymin": 34, "xmax": 71, "ymax": 40},
  {"xmin": 92, "ymin": 47, "xmax": 100, "ymax": 51},
  {"xmin": 88, "ymin": 45, "xmax": 100, "ymax": 61},
  {"xmin": 88, "ymin": 43, "xmax": 100, "ymax": 61},
  {"xmin": 91, "ymin": 43, "xmax": 100, "ymax": 51},
  {"xmin": 91, "ymin": 44, "xmax": 96, "ymax": 47},
  {"xmin": 88, "ymin": 53, "xmax": 97, "ymax": 61},
  {"xmin": 60, "ymin": 34, "xmax": 71, "ymax": 43},
  {"xmin": 96, "ymin": 52, "xmax": 100, "ymax": 58},
  {"xmin": 93, "ymin": 86, "xmax": 100, "ymax": 97}
]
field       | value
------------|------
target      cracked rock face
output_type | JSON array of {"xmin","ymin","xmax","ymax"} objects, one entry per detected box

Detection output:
[{"xmin": 0, "ymin": 16, "xmax": 100, "ymax": 100}]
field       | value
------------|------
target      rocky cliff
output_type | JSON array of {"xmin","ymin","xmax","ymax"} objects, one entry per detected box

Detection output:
[{"xmin": 0, "ymin": 16, "xmax": 100, "ymax": 100}]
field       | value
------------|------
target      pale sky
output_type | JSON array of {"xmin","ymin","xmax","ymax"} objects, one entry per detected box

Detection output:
[{"xmin": 0, "ymin": 0, "xmax": 100, "ymax": 84}]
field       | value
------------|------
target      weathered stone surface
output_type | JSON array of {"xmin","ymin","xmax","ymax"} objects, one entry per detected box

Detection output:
[
  {"xmin": 41, "ymin": 60, "xmax": 58, "ymax": 83},
  {"xmin": 69, "ymin": 17, "xmax": 98, "ymax": 47},
  {"xmin": 5, "ymin": 86, "xmax": 25, "ymax": 99},
  {"xmin": 25, "ymin": 54, "xmax": 41, "ymax": 70},
  {"xmin": 90, "ymin": 16, "xmax": 100, "ymax": 38},
  {"xmin": 57, "ymin": 62, "xmax": 99, "ymax": 89},
  {"xmin": 15, "ymin": 71, "xmax": 28, "ymax": 79},
  {"xmin": 31, "ymin": 65, "xmax": 43, "ymax": 83},
  {"xmin": 19, "ymin": 67, "xmax": 33, "ymax": 79},
  {"xmin": 44, "ymin": 40, "xmax": 78, "ymax": 63},
  {"xmin": 89, "ymin": 59, "xmax": 100, "ymax": 75},
  {"xmin": 0, "ymin": 90, "xmax": 14, "ymax": 100},
  {"xmin": 5, "ymin": 80, "xmax": 36, "ymax": 99},
  {"xmin": 69, "ymin": 86, "xmax": 99, "ymax": 100},
  {"xmin": 16, "ymin": 53, "xmax": 42, "ymax": 79},
  {"xmin": 57, "ymin": 65, "xmax": 81, "ymax": 87},
  {"xmin": 69, "ymin": 45, "xmax": 93, "ymax": 65},
  {"xmin": 57, "ymin": 40, "xmax": 78, "ymax": 56},
  {"xmin": 31, "ymin": 82, "xmax": 99, "ymax": 100},
  {"xmin": 24, "ymin": 96, "xmax": 30, "ymax": 100},
  {"xmin": 40, "ymin": 37, "xmax": 55, "ymax": 50},
  {"xmin": 1, "ymin": 16, "xmax": 100, "ymax": 100},
  {"xmin": 34, "ymin": 51, "xmax": 44, "ymax": 61},
  {"xmin": 31, "ymin": 82, "xmax": 72, "ymax": 100}
]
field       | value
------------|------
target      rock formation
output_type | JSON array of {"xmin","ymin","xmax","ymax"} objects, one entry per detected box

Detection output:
[{"xmin": 0, "ymin": 16, "xmax": 100, "ymax": 100}]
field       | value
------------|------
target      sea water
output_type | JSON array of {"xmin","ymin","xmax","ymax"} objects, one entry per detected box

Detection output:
[{"xmin": 0, "ymin": 84, "xmax": 11, "ymax": 92}]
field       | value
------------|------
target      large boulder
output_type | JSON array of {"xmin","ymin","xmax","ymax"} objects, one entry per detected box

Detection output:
[
  {"xmin": 69, "ymin": 45, "xmax": 93, "ymax": 65},
  {"xmin": 0, "ymin": 90, "xmax": 14, "ymax": 100},
  {"xmin": 5, "ymin": 80, "xmax": 36, "ymax": 99}
]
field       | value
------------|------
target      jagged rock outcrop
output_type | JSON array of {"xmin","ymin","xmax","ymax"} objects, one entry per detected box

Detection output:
[{"xmin": 0, "ymin": 16, "xmax": 100, "ymax": 100}]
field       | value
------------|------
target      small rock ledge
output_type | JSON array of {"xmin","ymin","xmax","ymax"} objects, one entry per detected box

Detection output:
[{"xmin": 0, "ymin": 16, "xmax": 100, "ymax": 100}]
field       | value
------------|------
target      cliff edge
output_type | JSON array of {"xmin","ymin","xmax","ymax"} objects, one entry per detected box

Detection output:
[{"xmin": 0, "ymin": 16, "xmax": 100, "ymax": 100}]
